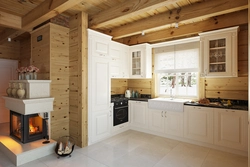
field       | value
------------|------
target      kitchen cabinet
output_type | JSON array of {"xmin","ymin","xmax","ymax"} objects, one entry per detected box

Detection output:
[
  {"xmin": 214, "ymin": 108, "xmax": 248, "ymax": 151},
  {"xmin": 88, "ymin": 29, "xmax": 111, "ymax": 58},
  {"xmin": 109, "ymin": 41, "xmax": 129, "ymax": 78},
  {"xmin": 91, "ymin": 109, "xmax": 112, "ymax": 143},
  {"xmin": 148, "ymin": 109, "xmax": 165, "ymax": 133},
  {"xmin": 129, "ymin": 43, "xmax": 152, "ymax": 78},
  {"xmin": 184, "ymin": 106, "xmax": 213, "ymax": 144},
  {"xmin": 165, "ymin": 111, "xmax": 183, "ymax": 137},
  {"xmin": 199, "ymin": 26, "xmax": 238, "ymax": 77},
  {"xmin": 88, "ymin": 29, "xmax": 112, "ymax": 144},
  {"xmin": 129, "ymin": 101, "xmax": 148, "ymax": 129},
  {"xmin": 148, "ymin": 109, "xmax": 183, "ymax": 137}
]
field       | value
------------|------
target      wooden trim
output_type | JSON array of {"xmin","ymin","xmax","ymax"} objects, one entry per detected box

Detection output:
[
  {"xmin": 0, "ymin": 11, "xmax": 21, "ymax": 29},
  {"xmin": 89, "ymin": 0, "xmax": 180, "ymax": 29},
  {"xmin": 106, "ymin": 0, "xmax": 247, "ymax": 39},
  {"xmin": 22, "ymin": 0, "xmax": 82, "ymax": 31},
  {"xmin": 121, "ymin": 10, "xmax": 248, "ymax": 45},
  {"xmin": 0, "ymin": 29, "xmax": 26, "ymax": 45}
]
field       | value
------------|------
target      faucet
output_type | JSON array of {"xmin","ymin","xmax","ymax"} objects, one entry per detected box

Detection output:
[{"xmin": 170, "ymin": 88, "xmax": 174, "ymax": 99}]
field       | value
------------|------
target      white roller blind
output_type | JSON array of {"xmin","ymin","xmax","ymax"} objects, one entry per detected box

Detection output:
[{"xmin": 155, "ymin": 41, "xmax": 199, "ymax": 72}]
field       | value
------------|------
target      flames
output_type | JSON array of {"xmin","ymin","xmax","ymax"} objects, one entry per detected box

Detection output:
[{"xmin": 29, "ymin": 119, "xmax": 39, "ymax": 134}]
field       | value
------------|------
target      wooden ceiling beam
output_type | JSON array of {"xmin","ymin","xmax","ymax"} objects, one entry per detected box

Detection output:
[
  {"xmin": 22, "ymin": 0, "xmax": 83, "ymax": 31},
  {"xmin": 106, "ymin": 0, "xmax": 248, "ymax": 39},
  {"xmin": 89, "ymin": 0, "xmax": 180, "ymax": 29},
  {"xmin": 120, "ymin": 10, "xmax": 248, "ymax": 45},
  {"xmin": 0, "ymin": 11, "xmax": 21, "ymax": 29},
  {"xmin": 0, "ymin": 29, "xmax": 26, "ymax": 45}
]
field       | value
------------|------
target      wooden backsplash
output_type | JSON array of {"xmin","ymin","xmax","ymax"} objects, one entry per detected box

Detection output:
[
  {"xmin": 111, "ymin": 79, "xmax": 153, "ymax": 95},
  {"xmin": 204, "ymin": 77, "xmax": 248, "ymax": 100}
]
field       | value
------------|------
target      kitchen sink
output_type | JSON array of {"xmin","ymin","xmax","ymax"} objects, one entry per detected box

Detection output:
[{"xmin": 148, "ymin": 98, "xmax": 189, "ymax": 112}]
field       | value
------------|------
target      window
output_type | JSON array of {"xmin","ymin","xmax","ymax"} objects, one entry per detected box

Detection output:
[{"xmin": 154, "ymin": 38, "xmax": 200, "ymax": 98}]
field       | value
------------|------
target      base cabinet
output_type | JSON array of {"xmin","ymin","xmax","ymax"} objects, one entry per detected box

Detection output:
[
  {"xmin": 129, "ymin": 101, "xmax": 148, "ymax": 129},
  {"xmin": 214, "ymin": 108, "xmax": 248, "ymax": 151},
  {"xmin": 91, "ymin": 110, "xmax": 111, "ymax": 143},
  {"xmin": 148, "ymin": 109, "xmax": 183, "ymax": 137},
  {"xmin": 184, "ymin": 106, "xmax": 213, "ymax": 144},
  {"xmin": 165, "ymin": 111, "xmax": 183, "ymax": 137}
]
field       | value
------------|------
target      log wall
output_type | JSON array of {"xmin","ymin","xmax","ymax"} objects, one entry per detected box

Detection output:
[
  {"xmin": 20, "ymin": 37, "xmax": 31, "ymax": 67},
  {"xmin": 69, "ymin": 12, "xmax": 88, "ymax": 147},
  {"xmin": 0, "ymin": 41, "xmax": 20, "ymax": 60},
  {"xmin": 31, "ymin": 23, "xmax": 70, "ymax": 140}
]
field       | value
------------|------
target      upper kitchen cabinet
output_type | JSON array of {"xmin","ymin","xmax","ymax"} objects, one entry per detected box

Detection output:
[
  {"xmin": 109, "ymin": 41, "xmax": 129, "ymax": 78},
  {"xmin": 199, "ymin": 26, "xmax": 239, "ymax": 77},
  {"xmin": 129, "ymin": 43, "xmax": 152, "ymax": 78},
  {"xmin": 88, "ymin": 29, "xmax": 112, "ymax": 58}
]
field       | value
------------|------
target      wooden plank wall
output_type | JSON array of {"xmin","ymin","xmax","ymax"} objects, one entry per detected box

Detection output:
[
  {"xmin": 31, "ymin": 23, "xmax": 70, "ymax": 140},
  {"xmin": 111, "ymin": 79, "xmax": 128, "ymax": 95},
  {"xmin": 50, "ymin": 23, "xmax": 70, "ymax": 140},
  {"xmin": 69, "ymin": 12, "xmax": 88, "ymax": 147},
  {"xmin": 19, "ymin": 37, "xmax": 31, "ymax": 67},
  {"xmin": 128, "ymin": 79, "xmax": 152, "ymax": 95},
  {"xmin": 204, "ymin": 24, "xmax": 248, "ymax": 100},
  {"xmin": 0, "ymin": 41, "xmax": 20, "ymax": 60}
]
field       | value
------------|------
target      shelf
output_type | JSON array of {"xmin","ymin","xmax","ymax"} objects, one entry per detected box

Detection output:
[
  {"xmin": 209, "ymin": 62, "xmax": 226, "ymax": 65},
  {"xmin": 209, "ymin": 46, "xmax": 226, "ymax": 50}
]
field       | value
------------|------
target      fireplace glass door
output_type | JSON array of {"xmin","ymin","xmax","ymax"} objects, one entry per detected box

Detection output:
[{"xmin": 10, "ymin": 111, "xmax": 47, "ymax": 143}]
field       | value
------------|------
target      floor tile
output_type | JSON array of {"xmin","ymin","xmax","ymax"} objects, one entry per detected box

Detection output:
[
  {"xmin": 155, "ymin": 142, "xmax": 210, "ymax": 167},
  {"xmin": 201, "ymin": 149, "xmax": 248, "ymax": 167}
]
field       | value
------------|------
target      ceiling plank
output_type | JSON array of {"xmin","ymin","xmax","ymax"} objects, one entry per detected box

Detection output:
[
  {"xmin": 0, "ymin": 29, "xmax": 26, "ymax": 45},
  {"xmin": 22, "ymin": 0, "xmax": 83, "ymax": 31},
  {"xmin": 106, "ymin": 0, "xmax": 248, "ymax": 39},
  {"xmin": 120, "ymin": 10, "xmax": 248, "ymax": 45},
  {"xmin": 89, "ymin": 0, "xmax": 180, "ymax": 29},
  {"xmin": 0, "ymin": 11, "xmax": 21, "ymax": 29}
]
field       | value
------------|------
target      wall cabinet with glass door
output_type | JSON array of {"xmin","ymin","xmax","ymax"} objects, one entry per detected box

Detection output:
[
  {"xmin": 129, "ymin": 43, "xmax": 152, "ymax": 78},
  {"xmin": 199, "ymin": 26, "xmax": 238, "ymax": 77}
]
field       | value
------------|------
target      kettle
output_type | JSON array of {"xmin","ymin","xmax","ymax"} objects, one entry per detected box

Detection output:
[{"xmin": 125, "ymin": 90, "xmax": 131, "ymax": 98}]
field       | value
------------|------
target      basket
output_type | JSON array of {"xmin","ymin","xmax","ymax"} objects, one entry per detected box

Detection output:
[{"xmin": 55, "ymin": 136, "xmax": 75, "ymax": 157}]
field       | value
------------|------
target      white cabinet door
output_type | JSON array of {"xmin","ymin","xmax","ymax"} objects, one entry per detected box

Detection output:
[
  {"xmin": 148, "ymin": 109, "xmax": 164, "ymax": 133},
  {"xmin": 120, "ymin": 45, "xmax": 129, "ymax": 78},
  {"xmin": 90, "ymin": 57, "xmax": 110, "ymax": 112},
  {"xmin": 110, "ymin": 41, "xmax": 121, "ymax": 78},
  {"xmin": 214, "ymin": 108, "xmax": 248, "ymax": 151},
  {"xmin": 199, "ymin": 26, "xmax": 238, "ymax": 77},
  {"xmin": 130, "ymin": 101, "xmax": 148, "ymax": 129},
  {"xmin": 88, "ymin": 29, "xmax": 111, "ymax": 58},
  {"xmin": 91, "ymin": 109, "xmax": 111, "ymax": 143},
  {"xmin": 129, "ymin": 44, "xmax": 152, "ymax": 78},
  {"xmin": 165, "ymin": 111, "xmax": 183, "ymax": 137},
  {"xmin": 184, "ymin": 106, "xmax": 213, "ymax": 144}
]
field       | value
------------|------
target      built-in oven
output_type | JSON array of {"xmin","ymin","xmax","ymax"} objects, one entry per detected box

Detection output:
[{"xmin": 111, "ymin": 95, "xmax": 129, "ymax": 126}]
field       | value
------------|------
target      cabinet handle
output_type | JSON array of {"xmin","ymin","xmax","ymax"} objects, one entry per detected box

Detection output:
[
  {"xmin": 165, "ymin": 111, "xmax": 167, "ymax": 118},
  {"xmin": 161, "ymin": 111, "xmax": 163, "ymax": 117}
]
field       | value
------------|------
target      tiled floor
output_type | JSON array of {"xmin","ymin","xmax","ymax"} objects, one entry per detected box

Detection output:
[{"xmin": 0, "ymin": 126, "xmax": 248, "ymax": 167}]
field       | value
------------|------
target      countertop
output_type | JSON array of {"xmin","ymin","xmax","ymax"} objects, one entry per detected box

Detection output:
[
  {"xmin": 128, "ymin": 98, "xmax": 150, "ymax": 102},
  {"xmin": 184, "ymin": 102, "xmax": 248, "ymax": 111}
]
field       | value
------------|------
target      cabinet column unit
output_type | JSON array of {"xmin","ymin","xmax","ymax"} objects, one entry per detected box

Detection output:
[
  {"xmin": 88, "ymin": 29, "xmax": 112, "ymax": 144},
  {"xmin": 31, "ymin": 23, "xmax": 69, "ymax": 140},
  {"xmin": 200, "ymin": 26, "xmax": 238, "ymax": 77}
]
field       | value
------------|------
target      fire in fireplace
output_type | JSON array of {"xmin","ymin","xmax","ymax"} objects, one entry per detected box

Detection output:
[{"xmin": 10, "ymin": 110, "xmax": 47, "ymax": 144}]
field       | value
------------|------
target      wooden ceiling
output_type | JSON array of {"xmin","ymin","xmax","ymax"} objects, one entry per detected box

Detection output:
[{"xmin": 0, "ymin": 0, "xmax": 248, "ymax": 45}]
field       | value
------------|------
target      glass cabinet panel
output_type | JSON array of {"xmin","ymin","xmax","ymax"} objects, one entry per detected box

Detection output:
[
  {"xmin": 132, "ymin": 51, "xmax": 141, "ymax": 75},
  {"xmin": 209, "ymin": 38, "xmax": 226, "ymax": 73}
]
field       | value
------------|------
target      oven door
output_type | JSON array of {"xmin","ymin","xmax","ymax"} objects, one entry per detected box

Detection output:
[{"xmin": 113, "ymin": 106, "xmax": 128, "ymax": 126}]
